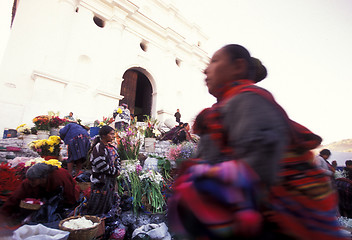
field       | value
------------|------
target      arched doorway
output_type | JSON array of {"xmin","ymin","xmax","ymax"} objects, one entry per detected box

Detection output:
[{"xmin": 120, "ymin": 69, "xmax": 153, "ymax": 121}]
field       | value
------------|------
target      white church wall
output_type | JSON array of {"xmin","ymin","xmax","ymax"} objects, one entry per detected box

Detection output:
[
  {"xmin": 0, "ymin": 0, "xmax": 12, "ymax": 65},
  {"xmin": 0, "ymin": 0, "xmax": 212, "ymax": 135}
]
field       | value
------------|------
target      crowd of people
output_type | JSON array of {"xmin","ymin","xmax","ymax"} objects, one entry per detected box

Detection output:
[{"xmin": 0, "ymin": 43, "xmax": 351, "ymax": 239}]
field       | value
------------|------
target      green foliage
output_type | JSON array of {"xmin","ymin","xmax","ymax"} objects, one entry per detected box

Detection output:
[
  {"xmin": 149, "ymin": 154, "xmax": 171, "ymax": 180},
  {"xmin": 117, "ymin": 161, "xmax": 166, "ymax": 214}
]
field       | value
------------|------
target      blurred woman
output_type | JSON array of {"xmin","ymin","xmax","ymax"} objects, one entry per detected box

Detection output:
[
  {"xmin": 169, "ymin": 44, "xmax": 347, "ymax": 239},
  {"xmin": 86, "ymin": 125, "xmax": 120, "ymax": 215},
  {"xmin": 59, "ymin": 122, "xmax": 90, "ymax": 176}
]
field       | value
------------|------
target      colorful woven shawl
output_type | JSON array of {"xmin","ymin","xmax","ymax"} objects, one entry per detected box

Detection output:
[{"xmin": 232, "ymin": 83, "xmax": 346, "ymax": 240}]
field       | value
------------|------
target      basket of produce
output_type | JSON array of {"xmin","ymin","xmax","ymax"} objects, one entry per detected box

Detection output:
[
  {"xmin": 59, "ymin": 215, "xmax": 101, "ymax": 240},
  {"xmin": 20, "ymin": 198, "xmax": 44, "ymax": 210}
]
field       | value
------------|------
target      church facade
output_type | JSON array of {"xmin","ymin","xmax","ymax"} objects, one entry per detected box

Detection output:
[{"xmin": 0, "ymin": 0, "xmax": 212, "ymax": 132}]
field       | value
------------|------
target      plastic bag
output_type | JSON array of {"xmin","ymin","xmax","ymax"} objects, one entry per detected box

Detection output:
[
  {"xmin": 143, "ymin": 158, "xmax": 159, "ymax": 172},
  {"xmin": 132, "ymin": 223, "xmax": 171, "ymax": 240},
  {"xmin": 12, "ymin": 224, "xmax": 69, "ymax": 240}
]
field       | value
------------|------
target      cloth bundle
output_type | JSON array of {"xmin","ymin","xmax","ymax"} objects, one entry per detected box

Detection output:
[{"xmin": 168, "ymin": 159, "xmax": 262, "ymax": 239}]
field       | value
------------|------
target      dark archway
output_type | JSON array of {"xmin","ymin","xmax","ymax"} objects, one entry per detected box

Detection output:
[{"xmin": 120, "ymin": 70, "xmax": 153, "ymax": 121}]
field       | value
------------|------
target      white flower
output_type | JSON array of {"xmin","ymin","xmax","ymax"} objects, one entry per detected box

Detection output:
[
  {"xmin": 152, "ymin": 129, "xmax": 161, "ymax": 136},
  {"xmin": 24, "ymin": 158, "xmax": 44, "ymax": 167},
  {"xmin": 139, "ymin": 170, "xmax": 164, "ymax": 184}
]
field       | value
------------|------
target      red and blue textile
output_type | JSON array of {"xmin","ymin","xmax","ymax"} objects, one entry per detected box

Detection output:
[{"xmin": 168, "ymin": 159, "xmax": 262, "ymax": 239}]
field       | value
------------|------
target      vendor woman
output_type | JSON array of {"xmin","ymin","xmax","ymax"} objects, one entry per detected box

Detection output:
[
  {"xmin": 0, "ymin": 162, "xmax": 80, "ymax": 223},
  {"xmin": 86, "ymin": 125, "xmax": 119, "ymax": 215}
]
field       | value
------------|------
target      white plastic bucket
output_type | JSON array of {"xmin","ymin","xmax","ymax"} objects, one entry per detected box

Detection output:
[{"xmin": 144, "ymin": 138, "xmax": 156, "ymax": 153}]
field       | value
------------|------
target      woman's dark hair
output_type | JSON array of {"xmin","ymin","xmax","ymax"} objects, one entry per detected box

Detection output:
[
  {"xmin": 345, "ymin": 160, "xmax": 352, "ymax": 166},
  {"xmin": 222, "ymin": 44, "xmax": 267, "ymax": 83},
  {"xmin": 223, "ymin": 44, "xmax": 252, "ymax": 63},
  {"xmin": 251, "ymin": 57, "xmax": 267, "ymax": 83},
  {"xmin": 320, "ymin": 149, "xmax": 331, "ymax": 156},
  {"xmin": 26, "ymin": 163, "xmax": 58, "ymax": 180},
  {"xmin": 88, "ymin": 125, "xmax": 115, "ymax": 159},
  {"xmin": 89, "ymin": 125, "xmax": 113, "ymax": 147},
  {"xmin": 99, "ymin": 125, "xmax": 114, "ymax": 136},
  {"xmin": 222, "ymin": 44, "xmax": 254, "ymax": 80}
]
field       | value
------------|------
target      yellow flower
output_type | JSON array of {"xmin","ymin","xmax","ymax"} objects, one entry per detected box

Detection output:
[
  {"xmin": 48, "ymin": 146, "xmax": 54, "ymax": 152},
  {"xmin": 44, "ymin": 159, "xmax": 62, "ymax": 168},
  {"xmin": 117, "ymin": 108, "xmax": 122, "ymax": 114},
  {"xmin": 34, "ymin": 140, "xmax": 44, "ymax": 148},
  {"xmin": 48, "ymin": 136, "xmax": 61, "ymax": 145},
  {"xmin": 46, "ymin": 139, "xmax": 54, "ymax": 146}
]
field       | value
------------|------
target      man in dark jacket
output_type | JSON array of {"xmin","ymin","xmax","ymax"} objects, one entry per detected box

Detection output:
[{"xmin": 174, "ymin": 109, "xmax": 181, "ymax": 123}]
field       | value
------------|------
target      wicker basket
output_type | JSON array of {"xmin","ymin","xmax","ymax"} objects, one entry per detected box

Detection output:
[
  {"xmin": 59, "ymin": 215, "xmax": 101, "ymax": 240},
  {"xmin": 19, "ymin": 200, "xmax": 42, "ymax": 210}
]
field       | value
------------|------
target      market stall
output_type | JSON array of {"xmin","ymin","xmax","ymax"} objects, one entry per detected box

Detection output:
[{"xmin": 0, "ymin": 114, "xmax": 198, "ymax": 240}]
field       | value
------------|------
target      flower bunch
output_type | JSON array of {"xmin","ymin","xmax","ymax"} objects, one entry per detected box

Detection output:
[
  {"xmin": 94, "ymin": 116, "xmax": 114, "ymax": 128},
  {"xmin": 118, "ymin": 160, "xmax": 143, "ymax": 213},
  {"xmin": 28, "ymin": 136, "xmax": 62, "ymax": 157},
  {"xmin": 139, "ymin": 169, "xmax": 164, "ymax": 184},
  {"xmin": 118, "ymin": 127, "xmax": 141, "ymax": 160},
  {"xmin": 16, "ymin": 124, "xmax": 31, "ymax": 135},
  {"xmin": 139, "ymin": 170, "xmax": 165, "ymax": 213},
  {"xmin": 116, "ymin": 108, "xmax": 123, "ymax": 114},
  {"xmin": 119, "ymin": 160, "xmax": 143, "ymax": 177},
  {"xmin": 167, "ymin": 141, "xmax": 197, "ymax": 161},
  {"xmin": 33, "ymin": 115, "xmax": 50, "ymax": 131},
  {"xmin": 43, "ymin": 159, "xmax": 62, "ymax": 168},
  {"xmin": 49, "ymin": 116, "xmax": 67, "ymax": 128},
  {"xmin": 118, "ymin": 163, "xmax": 166, "ymax": 213},
  {"xmin": 0, "ymin": 162, "xmax": 22, "ymax": 205},
  {"xmin": 102, "ymin": 116, "xmax": 114, "ymax": 125},
  {"xmin": 141, "ymin": 115, "xmax": 161, "ymax": 138}
]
